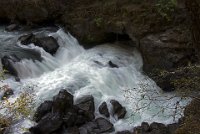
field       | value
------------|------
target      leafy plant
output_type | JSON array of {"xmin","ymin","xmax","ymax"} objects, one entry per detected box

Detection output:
[
  {"xmin": 94, "ymin": 17, "xmax": 103, "ymax": 27},
  {"xmin": 156, "ymin": 0, "xmax": 177, "ymax": 21}
]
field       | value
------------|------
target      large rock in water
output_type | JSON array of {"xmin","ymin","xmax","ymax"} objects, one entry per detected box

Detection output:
[
  {"xmin": 30, "ymin": 90, "xmax": 115, "ymax": 134},
  {"xmin": 110, "ymin": 100, "xmax": 127, "ymax": 119},
  {"xmin": 19, "ymin": 34, "xmax": 59, "ymax": 55},
  {"xmin": 95, "ymin": 117, "xmax": 114, "ymax": 133},
  {"xmin": 133, "ymin": 122, "xmax": 179, "ymax": 134},
  {"xmin": 99, "ymin": 102, "xmax": 110, "ymax": 118},
  {"xmin": 30, "ymin": 113, "xmax": 63, "ymax": 134},
  {"xmin": 52, "ymin": 89, "xmax": 74, "ymax": 113},
  {"xmin": 34, "ymin": 101, "xmax": 53, "ymax": 122},
  {"xmin": 75, "ymin": 95, "xmax": 95, "ymax": 121},
  {"xmin": 1, "ymin": 55, "xmax": 20, "ymax": 77}
]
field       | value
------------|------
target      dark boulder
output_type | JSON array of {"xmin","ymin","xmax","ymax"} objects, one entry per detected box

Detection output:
[
  {"xmin": 156, "ymin": 75, "xmax": 176, "ymax": 92},
  {"xmin": 76, "ymin": 95, "xmax": 95, "ymax": 121},
  {"xmin": 79, "ymin": 127, "xmax": 88, "ymax": 134},
  {"xmin": 167, "ymin": 123, "xmax": 179, "ymax": 134},
  {"xmin": 141, "ymin": 122, "xmax": 150, "ymax": 132},
  {"xmin": 1, "ymin": 55, "xmax": 20, "ymax": 76},
  {"xmin": 149, "ymin": 122, "xmax": 168, "ymax": 134},
  {"xmin": 34, "ymin": 101, "xmax": 53, "ymax": 122},
  {"xmin": 99, "ymin": 102, "xmax": 110, "ymax": 118},
  {"xmin": 19, "ymin": 33, "xmax": 35, "ymax": 45},
  {"xmin": 110, "ymin": 100, "xmax": 127, "ymax": 119},
  {"xmin": 34, "ymin": 36, "xmax": 59, "ymax": 55},
  {"xmin": 66, "ymin": 127, "xmax": 80, "ymax": 134},
  {"xmin": 80, "ymin": 121, "xmax": 99, "ymax": 134},
  {"xmin": 19, "ymin": 34, "xmax": 59, "ymax": 55},
  {"xmin": 30, "ymin": 113, "xmax": 63, "ymax": 134},
  {"xmin": 95, "ymin": 117, "xmax": 114, "ymax": 133},
  {"xmin": 74, "ymin": 115, "xmax": 87, "ymax": 126},
  {"xmin": 1, "ymin": 87, "xmax": 14, "ymax": 100},
  {"xmin": 63, "ymin": 111, "xmax": 77, "ymax": 127},
  {"xmin": 52, "ymin": 89, "xmax": 74, "ymax": 114},
  {"xmin": 116, "ymin": 130, "xmax": 132, "ymax": 134},
  {"xmin": 108, "ymin": 61, "xmax": 118, "ymax": 68},
  {"xmin": 133, "ymin": 122, "xmax": 178, "ymax": 134},
  {"xmin": 5, "ymin": 24, "xmax": 19, "ymax": 31}
]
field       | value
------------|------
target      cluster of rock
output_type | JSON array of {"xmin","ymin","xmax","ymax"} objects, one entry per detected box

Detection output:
[
  {"xmin": 24, "ymin": 89, "xmax": 127, "ymax": 134},
  {"xmin": 132, "ymin": 122, "xmax": 179, "ymax": 134},
  {"xmin": 1, "ymin": 33, "xmax": 59, "ymax": 78}
]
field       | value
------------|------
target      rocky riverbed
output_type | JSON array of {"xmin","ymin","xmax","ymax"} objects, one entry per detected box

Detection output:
[{"xmin": 0, "ymin": 0, "xmax": 200, "ymax": 134}]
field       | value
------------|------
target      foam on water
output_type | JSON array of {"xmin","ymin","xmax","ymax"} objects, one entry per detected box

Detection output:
[{"xmin": 0, "ymin": 28, "xmax": 190, "ymax": 133}]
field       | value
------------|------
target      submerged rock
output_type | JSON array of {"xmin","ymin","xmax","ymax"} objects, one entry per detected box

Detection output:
[
  {"xmin": 108, "ymin": 61, "xmax": 118, "ymax": 68},
  {"xmin": 5, "ymin": 24, "xmax": 19, "ymax": 31},
  {"xmin": 65, "ymin": 127, "xmax": 80, "ymax": 134},
  {"xmin": 1, "ymin": 87, "xmax": 14, "ymax": 100},
  {"xmin": 99, "ymin": 102, "xmax": 110, "ymax": 118},
  {"xmin": 1, "ymin": 55, "xmax": 20, "ymax": 77},
  {"xmin": 110, "ymin": 100, "xmax": 127, "ymax": 119}
]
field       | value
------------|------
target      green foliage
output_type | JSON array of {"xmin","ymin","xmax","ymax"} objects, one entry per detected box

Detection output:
[
  {"xmin": 0, "ymin": 115, "xmax": 12, "ymax": 133},
  {"xmin": 94, "ymin": 17, "xmax": 103, "ymax": 27},
  {"xmin": 156, "ymin": 0, "xmax": 177, "ymax": 21},
  {"xmin": 2, "ymin": 91, "xmax": 34, "ymax": 119}
]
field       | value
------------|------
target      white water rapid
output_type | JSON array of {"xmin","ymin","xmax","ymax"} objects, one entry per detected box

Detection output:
[{"xmin": 0, "ymin": 27, "xmax": 190, "ymax": 133}]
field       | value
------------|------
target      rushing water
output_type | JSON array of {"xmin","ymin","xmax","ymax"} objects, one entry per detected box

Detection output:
[{"xmin": 0, "ymin": 27, "xmax": 190, "ymax": 133}]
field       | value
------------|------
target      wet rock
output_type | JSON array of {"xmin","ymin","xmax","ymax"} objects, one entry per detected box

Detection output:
[
  {"xmin": 19, "ymin": 34, "xmax": 59, "ymax": 55},
  {"xmin": 1, "ymin": 87, "xmax": 14, "ymax": 100},
  {"xmin": 19, "ymin": 33, "xmax": 35, "ymax": 45},
  {"xmin": 167, "ymin": 123, "xmax": 179, "ymax": 134},
  {"xmin": 52, "ymin": 89, "xmax": 73, "ymax": 114},
  {"xmin": 133, "ymin": 122, "xmax": 179, "ymax": 134},
  {"xmin": 99, "ymin": 102, "xmax": 110, "ymax": 118},
  {"xmin": 34, "ymin": 36, "xmax": 59, "ymax": 55},
  {"xmin": 149, "ymin": 122, "xmax": 168, "ymax": 134},
  {"xmin": 34, "ymin": 100, "xmax": 53, "ymax": 122},
  {"xmin": 79, "ymin": 127, "xmax": 88, "ymax": 134},
  {"xmin": 1, "ymin": 55, "xmax": 20, "ymax": 76},
  {"xmin": 80, "ymin": 121, "xmax": 99, "ymax": 134},
  {"xmin": 108, "ymin": 61, "xmax": 118, "ymax": 68},
  {"xmin": 157, "ymin": 80, "xmax": 175, "ymax": 92},
  {"xmin": 110, "ymin": 100, "xmax": 127, "ymax": 119},
  {"xmin": 5, "ymin": 24, "xmax": 19, "ymax": 31},
  {"xmin": 76, "ymin": 95, "xmax": 95, "ymax": 121},
  {"xmin": 116, "ymin": 130, "xmax": 132, "ymax": 134},
  {"xmin": 63, "ymin": 111, "xmax": 77, "ymax": 127},
  {"xmin": 116, "ymin": 107, "xmax": 127, "ymax": 119},
  {"xmin": 15, "ymin": 77, "xmax": 20, "ymax": 82},
  {"xmin": 95, "ymin": 117, "xmax": 114, "ymax": 133},
  {"xmin": 74, "ymin": 115, "xmax": 87, "ymax": 126},
  {"xmin": 66, "ymin": 127, "xmax": 80, "ymax": 134},
  {"xmin": 30, "ymin": 113, "xmax": 63, "ymax": 134},
  {"xmin": 141, "ymin": 122, "xmax": 150, "ymax": 132}
]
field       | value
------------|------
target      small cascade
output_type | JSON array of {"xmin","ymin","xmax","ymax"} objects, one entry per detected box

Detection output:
[{"xmin": 0, "ymin": 27, "xmax": 191, "ymax": 133}]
